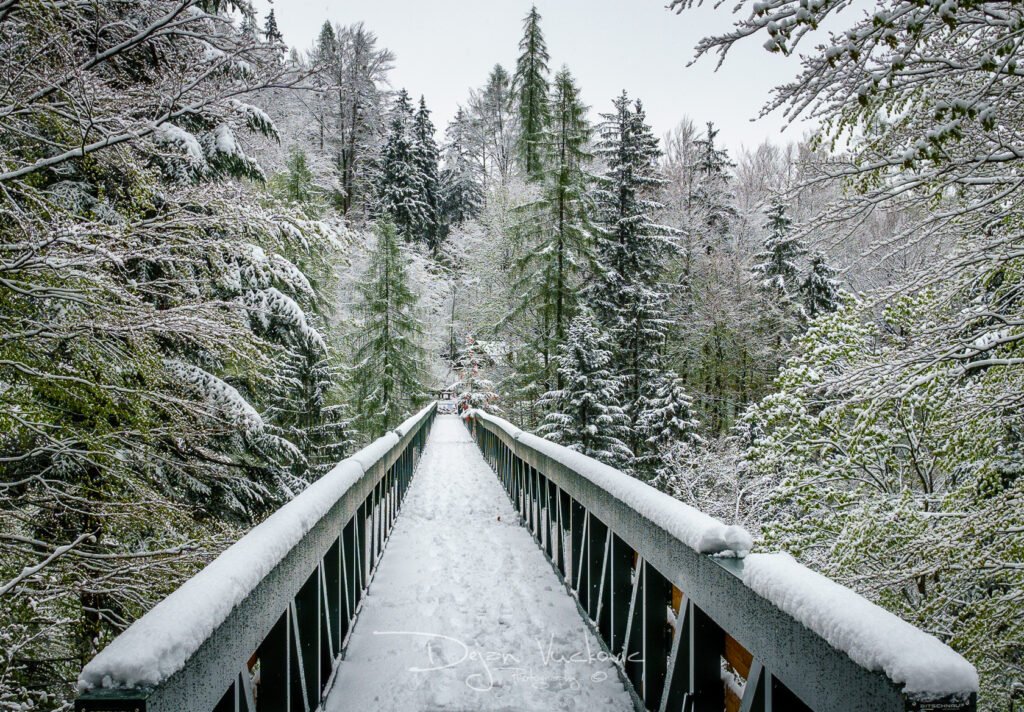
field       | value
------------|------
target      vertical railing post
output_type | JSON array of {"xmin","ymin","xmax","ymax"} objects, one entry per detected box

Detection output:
[
  {"xmin": 256, "ymin": 611, "xmax": 289, "ymax": 712},
  {"xmin": 642, "ymin": 562, "xmax": 671, "ymax": 710}
]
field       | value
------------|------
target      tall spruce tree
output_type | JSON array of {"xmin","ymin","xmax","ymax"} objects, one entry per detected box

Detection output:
[
  {"xmin": 512, "ymin": 6, "xmax": 551, "ymax": 179},
  {"xmin": 240, "ymin": 11, "xmax": 259, "ymax": 39},
  {"xmin": 691, "ymin": 122, "xmax": 737, "ymax": 251},
  {"xmin": 801, "ymin": 252, "xmax": 842, "ymax": 320},
  {"xmin": 637, "ymin": 374, "xmax": 701, "ymax": 478},
  {"xmin": 262, "ymin": 10, "xmax": 284, "ymax": 45},
  {"xmin": 377, "ymin": 90, "xmax": 428, "ymax": 241},
  {"xmin": 539, "ymin": 311, "xmax": 633, "ymax": 468},
  {"xmin": 752, "ymin": 197, "xmax": 804, "ymax": 296},
  {"xmin": 412, "ymin": 96, "xmax": 442, "ymax": 249},
  {"xmin": 316, "ymin": 21, "xmax": 337, "ymax": 58},
  {"xmin": 350, "ymin": 222, "xmax": 427, "ymax": 439},
  {"xmin": 589, "ymin": 92, "xmax": 682, "ymax": 467},
  {"xmin": 510, "ymin": 67, "xmax": 593, "ymax": 401}
]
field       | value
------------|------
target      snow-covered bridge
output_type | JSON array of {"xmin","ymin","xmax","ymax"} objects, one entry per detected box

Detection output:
[{"xmin": 74, "ymin": 406, "xmax": 979, "ymax": 712}]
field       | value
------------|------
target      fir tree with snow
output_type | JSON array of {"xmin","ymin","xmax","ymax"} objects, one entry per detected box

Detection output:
[
  {"xmin": 512, "ymin": 6, "xmax": 551, "ymax": 180},
  {"xmin": 412, "ymin": 96, "xmax": 442, "ymax": 250},
  {"xmin": 539, "ymin": 311, "xmax": 633, "ymax": 469},
  {"xmin": 752, "ymin": 197, "xmax": 804, "ymax": 296},
  {"xmin": 240, "ymin": 11, "xmax": 259, "ymax": 39},
  {"xmin": 690, "ymin": 121, "xmax": 737, "ymax": 251},
  {"xmin": 377, "ymin": 91, "xmax": 429, "ymax": 242},
  {"xmin": 316, "ymin": 20, "xmax": 338, "ymax": 58},
  {"xmin": 262, "ymin": 10, "xmax": 284, "ymax": 46},
  {"xmin": 801, "ymin": 252, "xmax": 842, "ymax": 320},
  {"xmin": 636, "ymin": 374, "xmax": 701, "ymax": 478},
  {"xmin": 453, "ymin": 336, "xmax": 500, "ymax": 412},
  {"xmin": 349, "ymin": 222, "xmax": 428, "ymax": 440},
  {"xmin": 587, "ymin": 91, "xmax": 676, "ymax": 461}
]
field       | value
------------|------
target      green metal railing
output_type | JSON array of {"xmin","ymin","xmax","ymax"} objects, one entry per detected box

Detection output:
[
  {"xmin": 465, "ymin": 409, "xmax": 979, "ymax": 712},
  {"xmin": 76, "ymin": 403, "xmax": 436, "ymax": 712}
]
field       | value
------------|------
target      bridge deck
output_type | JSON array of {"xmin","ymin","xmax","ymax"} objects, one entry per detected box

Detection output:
[{"xmin": 323, "ymin": 414, "xmax": 634, "ymax": 712}]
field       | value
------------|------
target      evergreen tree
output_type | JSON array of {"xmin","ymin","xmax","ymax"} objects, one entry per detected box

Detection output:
[
  {"xmin": 539, "ymin": 311, "xmax": 633, "ymax": 468},
  {"xmin": 439, "ymin": 107, "xmax": 484, "ymax": 231},
  {"xmin": 262, "ymin": 10, "xmax": 284, "ymax": 46},
  {"xmin": 316, "ymin": 21, "xmax": 337, "ymax": 58},
  {"xmin": 511, "ymin": 67, "xmax": 592, "ymax": 399},
  {"xmin": 512, "ymin": 6, "xmax": 551, "ymax": 179},
  {"xmin": 588, "ymin": 92, "xmax": 678, "ymax": 462},
  {"xmin": 752, "ymin": 197, "xmax": 804, "ymax": 295},
  {"xmin": 240, "ymin": 11, "xmax": 259, "ymax": 39},
  {"xmin": 453, "ymin": 337, "xmax": 500, "ymax": 412},
  {"xmin": 350, "ymin": 222, "xmax": 427, "ymax": 439},
  {"xmin": 377, "ymin": 91, "xmax": 428, "ymax": 241},
  {"xmin": 691, "ymin": 121, "xmax": 737, "ymax": 250},
  {"xmin": 637, "ymin": 375, "xmax": 701, "ymax": 477},
  {"xmin": 412, "ymin": 96, "xmax": 442, "ymax": 249},
  {"xmin": 272, "ymin": 147, "xmax": 316, "ymax": 204},
  {"xmin": 801, "ymin": 252, "xmax": 842, "ymax": 320}
]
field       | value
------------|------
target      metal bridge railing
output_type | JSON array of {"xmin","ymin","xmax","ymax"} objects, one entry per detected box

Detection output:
[
  {"xmin": 75, "ymin": 403, "xmax": 436, "ymax": 712},
  {"xmin": 465, "ymin": 409, "xmax": 979, "ymax": 712}
]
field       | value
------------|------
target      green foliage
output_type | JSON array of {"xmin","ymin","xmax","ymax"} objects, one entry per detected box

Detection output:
[
  {"xmin": 509, "ymin": 67, "xmax": 593, "ymax": 406},
  {"xmin": 744, "ymin": 292, "xmax": 1024, "ymax": 709},
  {"xmin": 349, "ymin": 222, "xmax": 428, "ymax": 440},
  {"xmin": 512, "ymin": 6, "xmax": 551, "ymax": 179},
  {"xmin": 270, "ymin": 148, "xmax": 318, "ymax": 206},
  {"xmin": 540, "ymin": 311, "xmax": 633, "ymax": 469}
]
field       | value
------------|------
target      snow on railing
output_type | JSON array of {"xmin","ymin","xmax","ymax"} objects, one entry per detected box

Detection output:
[
  {"xmin": 77, "ymin": 403, "xmax": 437, "ymax": 712},
  {"xmin": 466, "ymin": 408, "xmax": 978, "ymax": 712}
]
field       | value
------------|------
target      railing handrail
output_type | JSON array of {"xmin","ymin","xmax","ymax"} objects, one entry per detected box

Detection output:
[
  {"xmin": 77, "ymin": 402, "xmax": 437, "ymax": 710},
  {"xmin": 466, "ymin": 408, "xmax": 979, "ymax": 712}
]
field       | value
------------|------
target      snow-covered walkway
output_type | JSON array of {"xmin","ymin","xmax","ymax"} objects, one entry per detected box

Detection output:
[{"xmin": 323, "ymin": 414, "xmax": 634, "ymax": 712}]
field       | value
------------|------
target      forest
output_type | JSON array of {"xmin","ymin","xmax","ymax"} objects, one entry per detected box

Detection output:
[{"xmin": 0, "ymin": 1, "xmax": 1021, "ymax": 710}]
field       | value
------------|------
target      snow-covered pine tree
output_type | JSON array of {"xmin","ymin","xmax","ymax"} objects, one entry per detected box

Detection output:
[
  {"xmin": 691, "ymin": 121, "xmax": 738, "ymax": 251},
  {"xmin": 412, "ymin": 96, "xmax": 442, "ymax": 250},
  {"xmin": 349, "ymin": 221, "xmax": 428, "ymax": 439},
  {"xmin": 316, "ymin": 21, "xmax": 338, "ymax": 57},
  {"xmin": 262, "ymin": 9, "xmax": 284, "ymax": 46},
  {"xmin": 439, "ymin": 107, "xmax": 484, "ymax": 232},
  {"xmin": 637, "ymin": 374, "xmax": 701, "ymax": 479},
  {"xmin": 453, "ymin": 337, "xmax": 500, "ymax": 412},
  {"xmin": 752, "ymin": 197, "xmax": 804, "ymax": 295},
  {"xmin": 241, "ymin": 10, "xmax": 259, "ymax": 39},
  {"xmin": 510, "ymin": 66, "xmax": 593, "ymax": 402},
  {"xmin": 588, "ymin": 92, "xmax": 679, "ymax": 464},
  {"xmin": 801, "ymin": 252, "xmax": 842, "ymax": 320},
  {"xmin": 539, "ymin": 311, "xmax": 633, "ymax": 468},
  {"xmin": 512, "ymin": 6, "xmax": 551, "ymax": 179},
  {"xmin": 377, "ymin": 91, "xmax": 429, "ymax": 242}
]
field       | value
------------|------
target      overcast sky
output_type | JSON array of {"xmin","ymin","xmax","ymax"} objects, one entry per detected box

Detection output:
[{"xmin": 253, "ymin": 0, "xmax": 815, "ymax": 155}]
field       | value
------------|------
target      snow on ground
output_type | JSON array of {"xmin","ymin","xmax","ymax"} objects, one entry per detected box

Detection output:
[{"xmin": 324, "ymin": 415, "xmax": 634, "ymax": 712}]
